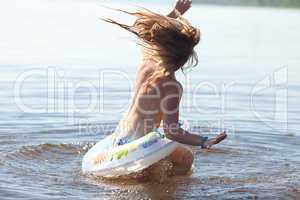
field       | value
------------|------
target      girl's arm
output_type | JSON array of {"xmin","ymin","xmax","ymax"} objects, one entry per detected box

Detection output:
[
  {"xmin": 162, "ymin": 81, "xmax": 227, "ymax": 148},
  {"xmin": 162, "ymin": 81, "xmax": 207, "ymax": 146},
  {"xmin": 167, "ymin": 0, "xmax": 192, "ymax": 18}
]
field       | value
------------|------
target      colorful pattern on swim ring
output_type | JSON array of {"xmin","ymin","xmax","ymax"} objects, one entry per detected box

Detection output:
[
  {"xmin": 95, "ymin": 132, "xmax": 162, "ymax": 164},
  {"xmin": 116, "ymin": 136, "xmax": 133, "ymax": 146}
]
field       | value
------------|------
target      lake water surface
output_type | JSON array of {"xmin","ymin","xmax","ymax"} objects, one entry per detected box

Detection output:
[{"xmin": 0, "ymin": 0, "xmax": 300, "ymax": 199}]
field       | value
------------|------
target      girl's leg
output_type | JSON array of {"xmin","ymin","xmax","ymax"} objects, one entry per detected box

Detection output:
[
  {"xmin": 139, "ymin": 146, "xmax": 193, "ymax": 182},
  {"xmin": 146, "ymin": 159, "xmax": 173, "ymax": 183},
  {"xmin": 169, "ymin": 146, "xmax": 194, "ymax": 175}
]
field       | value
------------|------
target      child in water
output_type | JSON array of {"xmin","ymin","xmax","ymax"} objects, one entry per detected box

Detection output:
[{"xmin": 103, "ymin": 0, "xmax": 227, "ymax": 181}]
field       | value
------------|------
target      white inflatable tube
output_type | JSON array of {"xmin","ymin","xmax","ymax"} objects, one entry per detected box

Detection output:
[{"xmin": 82, "ymin": 132, "xmax": 178, "ymax": 178}]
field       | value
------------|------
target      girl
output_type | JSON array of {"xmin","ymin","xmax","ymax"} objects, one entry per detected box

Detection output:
[{"xmin": 103, "ymin": 0, "xmax": 227, "ymax": 178}]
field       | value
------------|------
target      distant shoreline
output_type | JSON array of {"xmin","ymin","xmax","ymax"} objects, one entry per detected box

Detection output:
[{"xmin": 193, "ymin": 0, "xmax": 300, "ymax": 8}]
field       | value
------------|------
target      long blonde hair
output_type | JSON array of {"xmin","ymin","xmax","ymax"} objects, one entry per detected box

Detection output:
[{"xmin": 103, "ymin": 8, "xmax": 200, "ymax": 86}]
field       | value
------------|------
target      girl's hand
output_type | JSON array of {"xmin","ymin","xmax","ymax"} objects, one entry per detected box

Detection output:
[
  {"xmin": 174, "ymin": 0, "xmax": 192, "ymax": 15},
  {"xmin": 201, "ymin": 132, "xmax": 227, "ymax": 149},
  {"xmin": 168, "ymin": 0, "xmax": 192, "ymax": 18}
]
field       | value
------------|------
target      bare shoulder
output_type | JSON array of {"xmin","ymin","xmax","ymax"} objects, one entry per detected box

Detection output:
[
  {"xmin": 139, "ymin": 60, "xmax": 157, "ymax": 74},
  {"xmin": 161, "ymin": 76, "xmax": 183, "ymax": 96}
]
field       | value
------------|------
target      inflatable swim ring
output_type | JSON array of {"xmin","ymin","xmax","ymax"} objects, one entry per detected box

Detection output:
[{"xmin": 82, "ymin": 132, "xmax": 178, "ymax": 178}]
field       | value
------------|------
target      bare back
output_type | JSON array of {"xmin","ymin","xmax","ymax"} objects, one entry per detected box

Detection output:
[{"xmin": 117, "ymin": 59, "xmax": 182, "ymax": 140}]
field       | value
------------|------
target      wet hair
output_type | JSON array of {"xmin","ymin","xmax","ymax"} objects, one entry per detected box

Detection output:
[{"xmin": 103, "ymin": 8, "xmax": 200, "ymax": 74}]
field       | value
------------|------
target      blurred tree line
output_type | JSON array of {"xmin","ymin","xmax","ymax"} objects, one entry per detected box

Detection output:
[{"xmin": 194, "ymin": 0, "xmax": 300, "ymax": 7}]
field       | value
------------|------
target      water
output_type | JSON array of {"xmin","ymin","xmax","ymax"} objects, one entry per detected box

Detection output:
[{"xmin": 0, "ymin": 0, "xmax": 300, "ymax": 199}]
